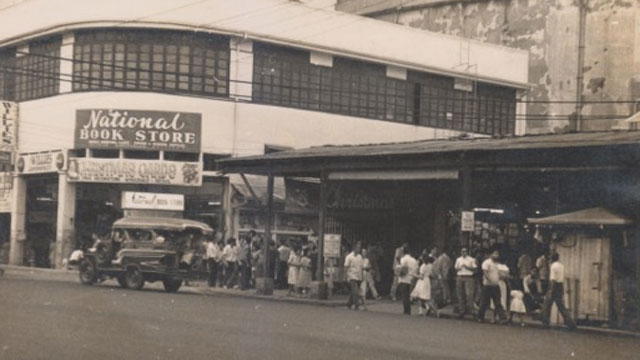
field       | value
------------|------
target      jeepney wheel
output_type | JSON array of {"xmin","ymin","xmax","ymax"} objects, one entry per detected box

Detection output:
[
  {"xmin": 79, "ymin": 259, "xmax": 97, "ymax": 285},
  {"xmin": 163, "ymin": 278, "xmax": 182, "ymax": 293},
  {"xmin": 124, "ymin": 266, "xmax": 145, "ymax": 290},
  {"xmin": 116, "ymin": 274, "xmax": 128, "ymax": 289}
]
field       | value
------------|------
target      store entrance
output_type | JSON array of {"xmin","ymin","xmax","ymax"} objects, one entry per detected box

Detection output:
[
  {"xmin": 25, "ymin": 176, "xmax": 58, "ymax": 268},
  {"xmin": 0, "ymin": 213, "xmax": 10, "ymax": 264}
]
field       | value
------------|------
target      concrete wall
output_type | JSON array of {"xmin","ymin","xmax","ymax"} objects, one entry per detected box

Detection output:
[
  {"xmin": 17, "ymin": 91, "xmax": 468, "ymax": 156},
  {"xmin": 338, "ymin": 0, "xmax": 640, "ymax": 134}
]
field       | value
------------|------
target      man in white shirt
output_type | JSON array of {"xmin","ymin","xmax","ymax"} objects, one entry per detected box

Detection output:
[
  {"xmin": 223, "ymin": 238, "xmax": 239, "ymax": 289},
  {"xmin": 476, "ymin": 250, "xmax": 507, "ymax": 324},
  {"xmin": 397, "ymin": 245, "xmax": 418, "ymax": 315},
  {"xmin": 277, "ymin": 240, "xmax": 291, "ymax": 289},
  {"xmin": 454, "ymin": 247, "xmax": 476, "ymax": 318},
  {"xmin": 344, "ymin": 242, "xmax": 365, "ymax": 310},
  {"xmin": 541, "ymin": 252, "xmax": 577, "ymax": 330},
  {"xmin": 206, "ymin": 238, "xmax": 222, "ymax": 287}
]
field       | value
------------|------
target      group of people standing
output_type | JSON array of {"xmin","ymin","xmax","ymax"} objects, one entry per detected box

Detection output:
[{"xmin": 389, "ymin": 243, "xmax": 577, "ymax": 330}]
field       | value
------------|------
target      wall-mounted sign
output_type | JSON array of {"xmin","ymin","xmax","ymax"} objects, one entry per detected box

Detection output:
[
  {"xmin": 67, "ymin": 158, "xmax": 201, "ymax": 186},
  {"xmin": 323, "ymin": 234, "xmax": 342, "ymax": 258},
  {"xmin": 0, "ymin": 151, "xmax": 11, "ymax": 166},
  {"xmin": 0, "ymin": 172, "xmax": 12, "ymax": 213},
  {"xmin": 75, "ymin": 109, "xmax": 202, "ymax": 153},
  {"xmin": 1, "ymin": 101, "xmax": 18, "ymax": 151},
  {"xmin": 121, "ymin": 192, "xmax": 185, "ymax": 211},
  {"xmin": 327, "ymin": 184, "xmax": 394, "ymax": 210},
  {"xmin": 461, "ymin": 211, "xmax": 475, "ymax": 232},
  {"xmin": 16, "ymin": 150, "xmax": 66, "ymax": 174}
]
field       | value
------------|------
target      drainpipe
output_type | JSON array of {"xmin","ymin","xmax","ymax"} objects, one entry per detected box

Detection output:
[{"xmin": 574, "ymin": 0, "xmax": 587, "ymax": 132}]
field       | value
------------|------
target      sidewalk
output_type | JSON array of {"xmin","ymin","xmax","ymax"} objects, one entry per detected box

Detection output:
[{"xmin": 3, "ymin": 264, "xmax": 638, "ymax": 338}]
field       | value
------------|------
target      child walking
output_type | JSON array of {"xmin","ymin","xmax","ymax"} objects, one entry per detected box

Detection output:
[
  {"xmin": 297, "ymin": 248, "xmax": 312, "ymax": 296},
  {"xmin": 509, "ymin": 289, "xmax": 527, "ymax": 326},
  {"xmin": 411, "ymin": 255, "xmax": 440, "ymax": 317}
]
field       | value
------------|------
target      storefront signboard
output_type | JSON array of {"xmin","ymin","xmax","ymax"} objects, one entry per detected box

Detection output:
[
  {"xmin": 0, "ymin": 172, "xmax": 12, "ymax": 213},
  {"xmin": 121, "ymin": 191, "xmax": 185, "ymax": 211},
  {"xmin": 75, "ymin": 109, "xmax": 202, "ymax": 153},
  {"xmin": 461, "ymin": 211, "xmax": 475, "ymax": 232},
  {"xmin": 1, "ymin": 101, "xmax": 18, "ymax": 151},
  {"xmin": 16, "ymin": 150, "xmax": 66, "ymax": 174},
  {"xmin": 67, "ymin": 158, "xmax": 201, "ymax": 186},
  {"xmin": 323, "ymin": 233, "xmax": 341, "ymax": 258}
]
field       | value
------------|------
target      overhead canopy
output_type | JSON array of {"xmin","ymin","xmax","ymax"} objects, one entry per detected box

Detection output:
[
  {"xmin": 217, "ymin": 130, "xmax": 640, "ymax": 177},
  {"xmin": 528, "ymin": 207, "xmax": 633, "ymax": 226}
]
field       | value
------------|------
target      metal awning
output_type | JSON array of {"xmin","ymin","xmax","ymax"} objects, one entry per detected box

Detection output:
[
  {"xmin": 528, "ymin": 207, "xmax": 633, "ymax": 226},
  {"xmin": 328, "ymin": 169, "xmax": 459, "ymax": 181}
]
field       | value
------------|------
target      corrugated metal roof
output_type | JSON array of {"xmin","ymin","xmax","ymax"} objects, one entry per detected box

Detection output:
[
  {"xmin": 218, "ymin": 130, "xmax": 640, "ymax": 164},
  {"xmin": 0, "ymin": 0, "xmax": 528, "ymax": 87}
]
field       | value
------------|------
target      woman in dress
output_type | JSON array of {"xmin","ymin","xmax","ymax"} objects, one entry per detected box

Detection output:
[
  {"xmin": 287, "ymin": 247, "xmax": 301, "ymax": 296},
  {"xmin": 411, "ymin": 254, "xmax": 440, "ymax": 317},
  {"xmin": 297, "ymin": 248, "xmax": 312, "ymax": 296}
]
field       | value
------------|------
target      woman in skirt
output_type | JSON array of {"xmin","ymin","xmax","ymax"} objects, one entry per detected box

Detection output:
[{"xmin": 411, "ymin": 254, "xmax": 440, "ymax": 317}]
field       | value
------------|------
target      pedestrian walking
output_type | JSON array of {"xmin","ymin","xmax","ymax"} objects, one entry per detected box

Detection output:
[
  {"xmin": 541, "ymin": 253, "xmax": 577, "ymax": 331},
  {"xmin": 477, "ymin": 250, "xmax": 507, "ymax": 324},
  {"xmin": 287, "ymin": 247, "xmax": 301, "ymax": 296},
  {"xmin": 397, "ymin": 245, "xmax": 418, "ymax": 315},
  {"xmin": 454, "ymin": 247, "xmax": 476, "ymax": 318},
  {"xmin": 344, "ymin": 242, "xmax": 365, "ymax": 310},
  {"xmin": 536, "ymin": 253, "xmax": 550, "ymax": 294},
  {"xmin": 237, "ymin": 238, "xmax": 250, "ymax": 290},
  {"xmin": 433, "ymin": 247, "xmax": 452, "ymax": 305},
  {"xmin": 206, "ymin": 238, "xmax": 222, "ymax": 287},
  {"xmin": 360, "ymin": 248, "xmax": 380, "ymax": 300},
  {"xmin": 223, "ymin": 238, "xmax": 239, "ymax": 289},
  {"xmin": 412, "ymin": 255, "xmax": 439, "ymax": 317},
  {"xmin": 277, "ymin": 240, "xmax": 291, "ymax": 289},
  {"xmin": 389, "ymin": 242, "xmax": 407, "ymax": 301},
  {"xmin": 298, "ymin": 248, "xmax": 312, "ymax": 296}
]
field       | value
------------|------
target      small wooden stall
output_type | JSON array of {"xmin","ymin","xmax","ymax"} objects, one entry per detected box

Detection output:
[{"xmin": 529, "ymin": 207, "xmax": 632, "ymax": 325}]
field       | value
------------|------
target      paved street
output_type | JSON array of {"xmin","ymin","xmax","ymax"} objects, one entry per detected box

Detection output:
[{"xmin": 1, "ymin": 276, "xmax": 638, "ymax": 360}]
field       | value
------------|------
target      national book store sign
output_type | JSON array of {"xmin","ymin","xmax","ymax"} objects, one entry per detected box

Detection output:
[
  {"xmin": 67, "ymin": 158, "xmax": 201, "ymax": 186},
  {"xmin": 75, "ymin": 109, "xmax": 201, "ymax": 153}
]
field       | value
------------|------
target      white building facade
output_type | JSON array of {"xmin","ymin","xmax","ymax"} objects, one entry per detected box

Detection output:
[{"xmin": 0, "ymin": 0, "xmax": 528, "ymax": 268}]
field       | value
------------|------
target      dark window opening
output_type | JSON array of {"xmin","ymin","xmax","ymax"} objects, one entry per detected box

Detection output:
[
  {"xmin": 123, "ymin": 150, "xmax": 159, "ymax": 160},
  {"xmin": 164, "ymin": 151, "xmax": 199, "ymax": 162},
  {"xmin": 90, "ymin": 149, "xmax": 119, "ymax": 158},
  {"xmin": 203, "ymin": 153, "xmax": 231, "ymax": 171}
]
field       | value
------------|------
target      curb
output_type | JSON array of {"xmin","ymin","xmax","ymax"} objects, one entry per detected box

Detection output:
[{"xmin": 3, "ymin": 265, "xmax": 639, "ymax": 338}]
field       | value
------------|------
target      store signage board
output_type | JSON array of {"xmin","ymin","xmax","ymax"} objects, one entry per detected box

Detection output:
[
  {"xmin": 121, "ymin": 192, "xmax": 184, "ymax": 211},
  {"xmin": 67, "ymin": 158, "xmax": 201, "ymax": 186},
  {"xmin": 1, "ymin": 101, "xmax": 18, "ymax": 151},
  {"xmin": 75, "ymin": 109, "xmax": 201, "ymax": 153},
  {"xmin": 461, "ymin": 211, "xmax": 475, "ymax": 232},
  {"xmin": 323, "ymin": 234, "xmax": 342, "ymax": 258},
  {"xmin": 0, "ymin": 172, "xmax": 12, "ymax": 213},
  {"xmin": 0, "ymin": 151, "xmax": 10, "ymax": 165},
  {"xmin": 16, "ymin": 150, "xmax": 66, "ymax": 174}
]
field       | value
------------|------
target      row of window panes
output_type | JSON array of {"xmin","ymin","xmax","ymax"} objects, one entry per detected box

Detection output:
[
  {"xmin": 253, "ymin": 43, "xmax": 516, "ymax": 135},
  {"xmin": 11, "ymin": 38, "xmax": 60, "ymax": 101},
  {"xmin": 72, "ymin": 30, "xmax": 229, "ymax": 96}
]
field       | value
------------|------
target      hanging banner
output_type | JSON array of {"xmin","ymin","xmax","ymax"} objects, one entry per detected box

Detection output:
[
  {"xmin": 75, "ymin": 109, "xmax": 201, "ymax": 152},
  {"xmin": 1, "ymin": 101, "xmax": 18, "ymax": 151},
  {"xmin": 16, "ymin": 150, "xmax": 66, "ymax": 174},
  {"xmin": 121, "ymin": 192, "xmax": 185, "ymax": 211},
  {"xmin": 67, "ymin": 158, "xmax": 201, "ymax": 186}
]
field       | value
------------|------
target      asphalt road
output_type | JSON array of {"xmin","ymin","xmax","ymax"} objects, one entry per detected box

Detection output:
[{"xmin": 0, "ymin": 277, "xmax": 637, "ymax": 360}]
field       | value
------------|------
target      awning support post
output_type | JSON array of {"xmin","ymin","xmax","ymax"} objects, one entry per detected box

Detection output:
[
  {"xmin": 256, "ymin": 172, "xmax": 275, "ymax": 295},
  {"xmin": 461, "ymin": 166, "xmax": 472, "ymax": 249},
  {"xmin": 315, "ymin": 170, "xmax": 329, "ymax": 299}
]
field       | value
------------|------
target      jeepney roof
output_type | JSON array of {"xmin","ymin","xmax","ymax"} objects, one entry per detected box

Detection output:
[{"xmin": 112, "ymin": 217, "xmax": 213, "ymax": 233}]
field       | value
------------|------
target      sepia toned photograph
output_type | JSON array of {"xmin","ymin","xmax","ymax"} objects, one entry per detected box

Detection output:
[{"xmin": 0, "ymin": 0, "xmax": 639, "ymax": 359}]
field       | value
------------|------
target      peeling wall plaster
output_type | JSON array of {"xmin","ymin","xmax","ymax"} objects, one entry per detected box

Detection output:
[{"xmin": 353, "ymin": 0, "xmax": 640, "ymax": 133}]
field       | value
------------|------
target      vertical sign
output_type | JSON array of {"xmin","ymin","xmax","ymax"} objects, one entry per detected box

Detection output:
[
  {"xmin": 323, "ymin": 234, "xmax": 342, "ymax": 258},
  {"xmin": 1, "ymin": 101, "xmax": 17, "ymax": 151}
]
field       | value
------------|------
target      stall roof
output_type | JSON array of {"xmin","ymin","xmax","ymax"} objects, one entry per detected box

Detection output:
[
  {"xmin": 528, "ymin": 207, "xmax": 633, "ymax": 226},
  {"xmin": 217, "ymin": 130, "xmax": 640, "ymax": 175}
]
